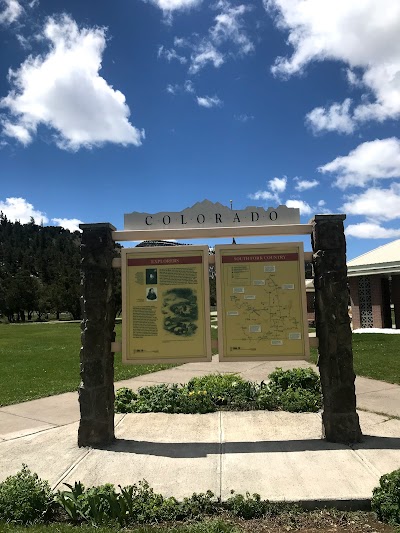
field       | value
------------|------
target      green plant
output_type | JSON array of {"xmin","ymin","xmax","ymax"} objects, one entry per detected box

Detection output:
[
  {"xmin": 114, "ymin": 387, "xmax": 138, "ymax": 413},
  {"xmin": 224, "ymin": 491, "xmax": 300, "ymax": 520},
  {"xmin": 115, "ymin": 368, "xmax": 323, "ymax": 415},
  {"xmin": 372, "ymin": 468, "xmax": 400, "ymax": 525},
  {"xmin": 268, "ymin": 367, "xmax": 321, "ymax": 394},
  {"xmin": 280, "ymin": 388, "xmax": 322, "ymax": 412},
  {"xmin": 0, "ymin": 464, "xmax": 53, "ymax": 524}
]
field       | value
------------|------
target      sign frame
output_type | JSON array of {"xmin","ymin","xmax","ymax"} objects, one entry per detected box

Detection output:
[
  {"xmin": 122, "ymin": 245, "xmax": 212, "ymax": 365},
  {"xmin": 215, "ymin": 242, "xmax": 309, "ymax": 362}
]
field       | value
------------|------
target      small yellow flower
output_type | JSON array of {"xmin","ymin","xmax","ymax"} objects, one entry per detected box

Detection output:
[{"xmin": 189, "ymin": 391, "xmax": 194, "ymax": 396}]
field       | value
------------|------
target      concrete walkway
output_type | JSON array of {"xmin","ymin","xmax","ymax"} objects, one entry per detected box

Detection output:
[{"xmin": 1, "ymin": 357, "xmax": 399, "ymax": 506}]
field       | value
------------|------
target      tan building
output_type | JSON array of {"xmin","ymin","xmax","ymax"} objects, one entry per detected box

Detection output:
[{"xmin": 347, "ymin": 240, "xmax": 400, "ymax": 329}]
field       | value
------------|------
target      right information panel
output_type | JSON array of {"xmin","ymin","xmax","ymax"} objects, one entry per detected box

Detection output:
[{"xmin": 216, "ymin": 243, "xmax": 309, "ymax": 361}]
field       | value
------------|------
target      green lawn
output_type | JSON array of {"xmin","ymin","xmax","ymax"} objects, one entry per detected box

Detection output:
[
  {"xmin": 0, "ymin": 521, "xmax": 240, "ymax": 533},
  {"xmin": 0, "ymin": 322, "xmax": 176, "ymax": 407},
  {"xmin": 309, "ymin": 333, "xmax": 400, "ymax": 385},
  {"xmin": 1, "ymin": 323, "xmax": 399, "ymax": 407}
]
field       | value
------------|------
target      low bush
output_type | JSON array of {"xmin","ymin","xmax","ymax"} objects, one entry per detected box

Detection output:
[
  {"xmin": 115, "ymin": 369, "xmax": 322, "ymax": 414},
  {"xmin": 225, "ymin": 491, "xmax": 300, "ymax": 520},
  {"xmin": 371, "ymin": 468, "xmax": 400, "ymax": 525},
  {"xmin": 56, "ymin": 480, "xmax": 220, "ymax": 526},
  {"xmin": 0, "ymin": 464, "xmax": 53, "ymax": 524}
]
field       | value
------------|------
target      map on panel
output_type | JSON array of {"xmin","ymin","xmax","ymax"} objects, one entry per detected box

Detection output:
[{"xmin": 218, "ymin": 245, "xmax": 307, "ymax": 359}]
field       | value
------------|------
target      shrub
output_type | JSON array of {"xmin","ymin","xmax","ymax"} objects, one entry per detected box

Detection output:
[
  {"xmin": 372, "ymin": 468, "xmax": 400, "ymax": 525},
  {"xmin": 268, "ymin": 367, "xmax": 321, "ymax": 394},
  {"xmin": 0, "ymin": 464, "xmax": 53, "ymax": 524},
  {"xmin": 114, "ymin": 387, "xmax": 137, "ymax": 413},
  {"xmin": 57, "ymin": 479, "xmax": 219, "ymax": 525},
  {"xmin": 280, "ymin": 388, "xmax": 321, "ymax": 412},
  {"xmin": 114, "ymin": 368, "xmax": 322, "ymax": 415}
]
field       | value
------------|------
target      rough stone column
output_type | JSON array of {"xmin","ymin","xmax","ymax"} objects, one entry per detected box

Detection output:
[
  {"xmin": 78, "ymin": 223, "xmax": 116, "ymax": 447},
  {"xmin": 311, "ymin": 214, "xmax": 362, "ymax": 443}
]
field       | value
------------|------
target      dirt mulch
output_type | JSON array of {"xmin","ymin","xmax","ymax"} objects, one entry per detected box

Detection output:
[{"xmin": 235, "ymin": 510, "xmax": 397, "ymax": 532}]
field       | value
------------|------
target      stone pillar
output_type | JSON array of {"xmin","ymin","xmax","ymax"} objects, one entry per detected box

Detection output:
[
  {"xmin": 311, "ymin": 215, "xmax": 362, "ymax": 443},
  {"xmin": 78, "ymin": 223, "xmax": 116, "ymax": 447}
]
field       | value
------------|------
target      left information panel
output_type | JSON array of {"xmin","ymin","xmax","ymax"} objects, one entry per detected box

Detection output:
[{"xmin": 122, "ymin": 245, "xmax": 211, "ymax": 364}]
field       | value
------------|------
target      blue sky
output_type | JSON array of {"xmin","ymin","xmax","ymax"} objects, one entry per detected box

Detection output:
[{"xmin": 1, "ymin": 0, "xmax": 400, "ymax": 260}]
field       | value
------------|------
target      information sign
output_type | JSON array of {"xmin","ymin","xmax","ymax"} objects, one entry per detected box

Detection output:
[
  {"xmin": 122, "ymin": 246, "xmax": 211, "ymax": 364},
  {"xmin": 215, "ymin": 243, "xmax": 309, "ymax": 361}
]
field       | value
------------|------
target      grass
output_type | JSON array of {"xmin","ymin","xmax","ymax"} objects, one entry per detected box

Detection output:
[
  {"xmin": 309, "ymin": 333, "xmax": 400, "ymax": 385},
  {"xmin": 0, "ymin": 322, "xmax": 176, "ymax": 407},
  {"xmin": 1, "ymin": 321, "xmax": 399, "ymax": 407},
  {"xmin": 0, "ymin": 521, "xmax": 241, "ymax": 533}
]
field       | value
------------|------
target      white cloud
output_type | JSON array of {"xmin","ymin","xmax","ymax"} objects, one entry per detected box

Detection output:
[
  {"xmin": 306, "ymin": 99, "xmax": 354, "ymax": 134},
  {"xmin": 189, "ymin": 42, "xmax": 224, "ymax": 74},
  {"xmin": 165, "ymin": 1, "xmax": 253, "ymax": 74},
  {"xmin": 166, "ymin": 83, "xmax": 179, "ymax": 94},
  {"xmin": 248, "ymin": 176, "xmax": 287, "ymax": 204},
  {"xmin": 294, "ymin": 178, "xmax": 318, "ymax": 191},
  {"xmin": 0, "ymin": 0, "xmax": 23, "ymax": 25},
  {"xmin": 319, "ymin": 138, "xmax": 400, "ymax": 188},
  {"xmin": 269, "ymin": 176, "xmax": 287, "ymax": 193},
  {"xmin": 184, "ymin": 79, "xmax": 195, "ymax": 93},
  {"xmin": 0, "ymin": 197, "xmax": 49, "ymax": 224},
  {"xmin": 341, "ymin": 184, "xmax": 400, "ymax": 221},
  {"xmin": 196, "ymin": 95, "xmax": 222, "ymax": 108},
  {"xmin": 234, "ymin": 113, "xmax": 254, "ymax": 122},
  {"xmin": 346, "ymin": 222, "xmax": 400, "ymax": 239},
  {"xmin": 158, "ymin": 45, "xmax": 187, "ymax": 64},
  {"xmin": 52, "ymin": 218, "xmax": 83, "ymax": 232},
  {"xmin": 285, "ymin": 199, "xmax": 313, "ymax": 216},
  {"xmin": 266, "ymin": 0, "xmax": 400, "ymax": 133},
  {"xmin": 144, "ymin": 0, "xmax": 202, "ymax": 18},
  {"xmin": 1, "ymin": 15, "xmax": 144, "ymax": 150},
  {"xmin": 249, "ymin": 190, "xmax": 279, "ymax": 202},
  {"xmin": 210, "ymin": 1, "xmax": 254, "ymax": 55}
]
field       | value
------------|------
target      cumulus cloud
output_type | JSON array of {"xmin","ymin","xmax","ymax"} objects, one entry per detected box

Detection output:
[
  {"xmin": 346, "ymin": 222, "xmax": 400, "ymax": 239},
  {"xmin": 249, "ymin": 176, "xmax": 287, "ymax": 204},
  {"xmin": 294, "ymin": 178, "xmax": 318, "ymax": 191},
  {"xmin": 52, "ymin": 218, "xmax": 83, "ymax": 232},
  {"xmin": 266, "ymin": 0, "xmax": 400, "ymax": 133},
  {"xmin": 196, "ymin": 95, "xmax": 222, "ymax": 108},
  {"xmin": 269, "ymin": 176, "xmax": 287, "ymax": 193},
  {"xmin": 319, "ymin": 138, "xmax": 400, "ymax": 188},
  {"xmin": 1, "ymin": 15, "xmax": 144, "ymax": 150},
  {"xmin": 0, "ymin": 0, "xmax": 23, "ymax": 25},
  {"xmin": 306, "ymin": 99, "xmax": 354, "ymax": 134},
  {"xmin": 150, "ymin": 0, "xmax": 201, "ymax": 8},
  {"xmin": 341, "ymin": 184, "xmax": 400, "ymax": 221},
  {"xmin": 285, "ymin": 199, "xmax": 313, "ymax": 216},
  {"xmin": 0, "ymin": 197, "xmax": 49, "ymax": 224}
]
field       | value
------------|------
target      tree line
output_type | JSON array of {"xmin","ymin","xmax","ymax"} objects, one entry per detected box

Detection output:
[
  {"xmin": 0, "ymin": 214, "xmax": 84, "ymax": 322},
  {"xmin": 0, "ymin": 218, "xmax": 215, "ymax": 323}
]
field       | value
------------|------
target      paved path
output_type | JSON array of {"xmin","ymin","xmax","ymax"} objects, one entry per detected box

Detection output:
[{"xmin": 1, "ymin": 357, "xmax": 399, "ymax": 506}]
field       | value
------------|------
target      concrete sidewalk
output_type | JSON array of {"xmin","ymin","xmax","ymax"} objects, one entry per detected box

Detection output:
[{"xmin": 1, "ymin": 357, "xmax": 400, "ymax": 506}]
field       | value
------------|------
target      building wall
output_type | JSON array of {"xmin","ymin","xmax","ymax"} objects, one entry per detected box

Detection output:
[
  {"xmin": 370, "ymin": 276, "xmax": 384, "ymax": 328},
  {"xmin": 349, "ymin": 275, "xmax": 385, "ymax": 329}
]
